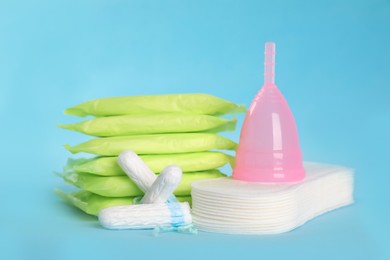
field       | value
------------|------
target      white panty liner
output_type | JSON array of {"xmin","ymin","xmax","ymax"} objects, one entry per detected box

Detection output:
[{"xmin": 191, "ymin": 162, "xmax": 354, "ymax": 234}]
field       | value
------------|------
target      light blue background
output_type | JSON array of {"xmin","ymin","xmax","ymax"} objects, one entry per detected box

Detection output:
[{"xmin": 1, "ymin": 0, "xmax": 389, "ymax": 259}]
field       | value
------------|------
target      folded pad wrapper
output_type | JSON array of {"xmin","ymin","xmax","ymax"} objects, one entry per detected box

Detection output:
[
  {"xmin": 61, "ymin": 169, "xmax": 226, "ymax": 197},
  {"xmin": 56, "ymin": 189, "xmax": 191, "ymax": 216},
  {"xmin": 65, "ymin": 133, "xmax": 237, "ymax": 156},
  {"xmin": 64, "ymin": 93, "xmax": 246, "ymax": 117},
  {"xmin": 58, "ymin": 114, "xmax": 237, "ymax": 136},
  {"xmin": 66, "ymin": 152, "xmax": 234, "ymax": 176}
]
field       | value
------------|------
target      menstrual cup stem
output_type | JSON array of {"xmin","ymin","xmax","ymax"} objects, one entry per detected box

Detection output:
[{"xmin": 264, "ymin": 42, "xmax": 276, "ymax": 84}]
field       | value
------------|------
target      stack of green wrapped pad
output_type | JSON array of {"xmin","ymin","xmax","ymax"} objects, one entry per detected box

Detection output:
[{"xmin": 57, "ymin": 93, "xmax": 245, "ymax": 216}]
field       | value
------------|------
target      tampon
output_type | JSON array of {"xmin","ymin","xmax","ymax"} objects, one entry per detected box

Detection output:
[
  {"xmin": 142, "ymin": 166, "xmax": 182, "ymax": 204},
  {"xmin": 99, "ymin": 202, "xmax": 192, "ymax": 230}
]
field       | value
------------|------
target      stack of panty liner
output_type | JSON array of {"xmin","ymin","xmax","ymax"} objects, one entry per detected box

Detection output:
[
  {"xmin": 57, "ymin": 93, "xmax": 245, "ymax": 216},
  {"xmin": 191, "ymin": 162, "xmax": 354, "ymax": 234}
]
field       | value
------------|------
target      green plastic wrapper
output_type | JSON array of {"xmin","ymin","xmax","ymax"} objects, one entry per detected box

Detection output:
[
  {"xmin": 65, "ymin": 133, "xmax": 237, "ymax": 156},
  {"xmin": 55, "ymin": 189, "xmax": 191, "ymax": 216},
  {"xmin": 64, "ymin": 93, "xmax": 246, "ymax": 117},
  {"xmin": 58, "ymin": 114, "xmax": 237, "ymax": 137},
  {"xmin": 61, "ymin": 170, "xmax": 226, "ymax": 197},
  {"xmin": 66, "ymin": 152, "xmax": 234, "ymax": 176}
]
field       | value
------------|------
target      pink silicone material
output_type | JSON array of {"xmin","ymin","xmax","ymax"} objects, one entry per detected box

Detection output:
[{"xmin": 233, "ymin": 42, "xmax": 306, "ymax": 183}]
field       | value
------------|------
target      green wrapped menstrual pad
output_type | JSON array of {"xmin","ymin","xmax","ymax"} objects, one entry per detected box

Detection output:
[
  {"xmin": 61, "ymin": 169, "xmax": 226, "ymax": 197},
  {"xmin": 66, "ymin": 152, "xmax": 234, "ymax": 176},
  {"xmin": 64, "ymin": 93, "xmax": 245, "ymax": 117},
  {"xmin": 56, "ymin": 189, "xmax": 191, "ymax": 216},
  {"xmin": 65, "ymin": 133, "xmax": 237, "ymax": 156},
  {"xmin": 58, "ymin": 114, "xmax": 237, "ymax": 136}
]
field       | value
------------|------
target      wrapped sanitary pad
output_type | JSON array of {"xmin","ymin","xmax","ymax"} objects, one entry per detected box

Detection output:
[
  {"xmin": 191, "ymin": 162, "xmax": 354, "ymax": 234},
  {"xmin": 64, "ymin": 133, "xmax": 237, "ymax": 156},
  {"xmin": 58, "ymin": 114, "xmax": 236, "ymax": 136},
  {"xmin": 64, "ymin": 93, "xmax": 245, "ymax": 117},
  {"xmin": 55, "ymin": 189, "xmax": 192, "ymax": 216},
  {"xmin": 65, "ymin": 152, "xmax": 233, "ymax": 176},
  {"xmin": 62, "ymin": 169, "xmax": 226, "ymax": 197}
]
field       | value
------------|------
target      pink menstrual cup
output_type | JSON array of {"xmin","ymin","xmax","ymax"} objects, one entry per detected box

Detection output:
[{"xmin": 233, "ymin": 42, "xmax": 306, "ymax": 183}]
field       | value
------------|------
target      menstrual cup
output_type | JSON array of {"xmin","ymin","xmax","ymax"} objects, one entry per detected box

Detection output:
[{"xmin": 233, "ymin": 42, "xmax": 305, "ymax": 183}]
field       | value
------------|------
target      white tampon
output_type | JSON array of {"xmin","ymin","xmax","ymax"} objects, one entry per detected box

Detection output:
[
  {"xmin": 99, "ymin": 202, "xmax": 192, "ymax": 230},
  {"xmin": 117, "ymin": 150, "xmax": 157, "ymax": 192},
  {"xmin": 142, "ymin": 165, "xmax": 182, "ymax": 204}
]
